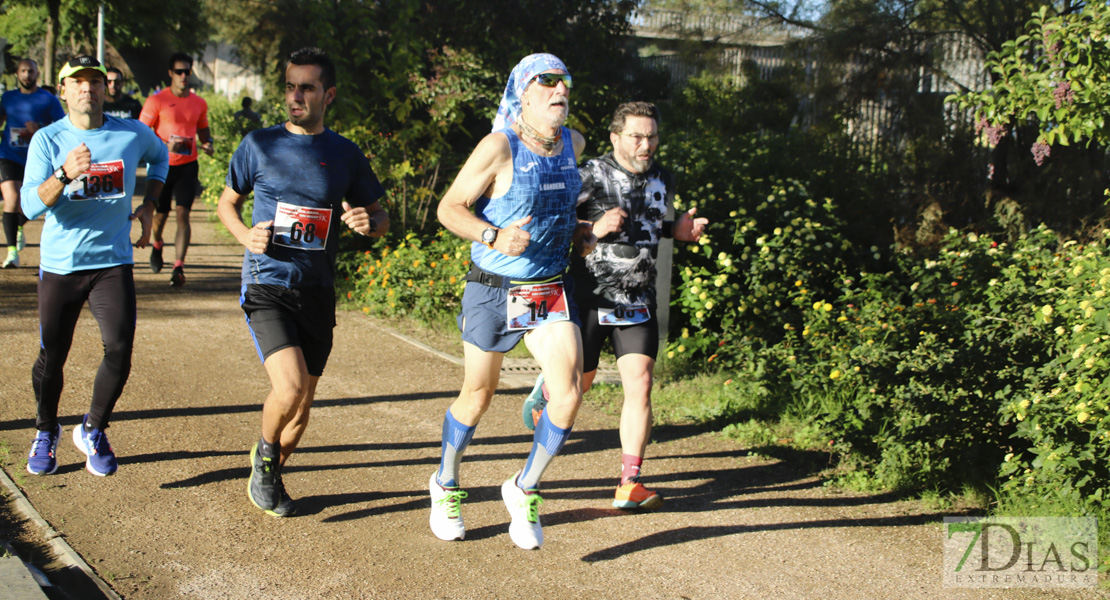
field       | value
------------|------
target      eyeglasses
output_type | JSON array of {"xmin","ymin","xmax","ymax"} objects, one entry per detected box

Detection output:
[
  {"xmin": 619, "ymin": 133, "xmax": 659, "ymax": 144},
  {"xmin": 530, "ymin": 73, "xmax": 572, "ymax": 89},
  {"xmin": 172, "ymin": 69, "xmax": 191, "ymax": 76}
]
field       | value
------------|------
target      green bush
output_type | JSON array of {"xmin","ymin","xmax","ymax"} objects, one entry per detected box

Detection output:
[{"xmin": 338, "ymin": 230, "xmax": 470, "ymax": 323}]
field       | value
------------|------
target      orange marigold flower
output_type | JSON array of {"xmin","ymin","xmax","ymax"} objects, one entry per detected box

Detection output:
[
  {"xmin": 431, "ymin": 262, "xmax": 438, "ymax": 268},
  {"xmin": 407, "ymin": 279, "xmax": 414, "ymax": 287},
  {"xmin": 450, "ymin": 276, "xmax": 457, "ymax": 284},
  {"xmin": 347, "ymin": 291, "xmax": 353, "ymax": 299},
  {"xmin": 708, "ymin": 354, "xmax": 718, "ymax": 362}
]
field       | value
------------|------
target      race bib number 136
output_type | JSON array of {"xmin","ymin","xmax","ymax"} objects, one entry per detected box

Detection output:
[
  {"xmin": 272, "ymin": 202, "xmax": 332, "ymax": 251},
  {"xmin": 66, "ymin": 160, "xmax": 125, "ymax": 201}
]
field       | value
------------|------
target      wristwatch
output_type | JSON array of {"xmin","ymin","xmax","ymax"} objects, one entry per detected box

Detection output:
[
  {"xmin": 481, "ymin": 227, "xmax": 498, "ymax": 249},
  {"xmin": 53, "ymin": 166, "xmax": 72, "ymax": 185}
]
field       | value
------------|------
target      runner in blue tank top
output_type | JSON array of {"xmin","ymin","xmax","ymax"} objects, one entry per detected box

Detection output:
[{"xmin": 430, "ymin": 53, "xmax": 597, "ymax": 550}]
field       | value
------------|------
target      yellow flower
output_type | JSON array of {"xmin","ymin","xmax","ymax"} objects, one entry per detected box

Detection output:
[
  {"xmin": 822, "ymin": 303, "xmax": 833, "ymax": 312},
  {"xmin": 677, "ymin": 345, "xmax": 686, "ymax": 353},
  {"xmin": 795, "ymin": 280, "xmax": 803, "ymax": 287},
  {"xmin": 667, "ymin": 351, "xmax": 675, "ymax": 358},
  {"xmin": 1078, "ymin": 412, "xmax": 1090, "ymax": 423},
  {"xmin": 812, "ymin": 301, "xmax": 823, "ymax": 310},
  {"xmin": 1041, "ymin": 304, "xmax": 1053, "ymax": 316},
  {"xmin": 836, "ymin": 315, "xmax": 847, "ymax": 322},
  {"xmin": 829, "ymin": 369, "xmax": 841, "ymax": 380}
]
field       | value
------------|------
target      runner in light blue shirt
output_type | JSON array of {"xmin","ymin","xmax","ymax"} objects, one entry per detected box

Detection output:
[{"xmin": 18, "ymin": 55, "xmax": 168, "ymax": 481}]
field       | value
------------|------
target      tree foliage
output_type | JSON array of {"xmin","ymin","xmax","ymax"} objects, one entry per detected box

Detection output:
[
  {"xmin": 951, "ymin": 3, "xmax": 1110, "ymax": 158},
  {"xmin": 203, "ymin": 0, "xmax": 644, "ymax": 233},
  {"xmin": 0, "ymin": 0, "xmax": 205, "ymax": 84}
]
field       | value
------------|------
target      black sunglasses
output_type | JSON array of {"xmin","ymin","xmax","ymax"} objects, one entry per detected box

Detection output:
[
  {"xmin": 531, "ymin": 73, "xmax": 572, "ymax": 89},
  {"xmin": 173, "ymin": 69, "xmax": 191, "ymax": 76}
]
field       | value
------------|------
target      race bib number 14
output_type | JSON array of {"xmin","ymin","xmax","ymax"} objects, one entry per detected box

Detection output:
[
  {"xmin": 66, "ymin": 160, "xmax": 125, "ymax": 201},
  {"xmin": 507, "ymin": 282, "xmax": 570, "ymax": 330},
  {"xmin": 272, "ymin": 202, "xmax": 332, "ymax": 251}
]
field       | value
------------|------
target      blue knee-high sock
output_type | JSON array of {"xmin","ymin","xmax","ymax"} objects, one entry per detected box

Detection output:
[
  {"xmin": 437, "ymin": 409, "xmax": 475, "ymax": 488},
  {"xmin": 517, "ymin": 410, "xmax": 572, "ymax": 490}
]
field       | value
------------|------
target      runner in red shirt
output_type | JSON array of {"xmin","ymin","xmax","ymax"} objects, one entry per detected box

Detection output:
[{"xmin": 139, "ymin": 52, "xmax": 214, "ymax": 287}]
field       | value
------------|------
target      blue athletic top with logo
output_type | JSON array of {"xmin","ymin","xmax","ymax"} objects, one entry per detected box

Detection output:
[
  {"xmin": 227, "ymin": 125, "xmax": 385, "ymax": 289},
  {"xmin": 0, "ymin": 88, "xmax": 66, "ymax": 164},
  {"xmin": 21, "ymin": 115, "xmax": 170, "ymax": 274},
  {"xmin": 471, "ymin": 127, "xmax": 581, "ymax": 280}
]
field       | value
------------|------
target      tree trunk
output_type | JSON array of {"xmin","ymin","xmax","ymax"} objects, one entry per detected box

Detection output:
[{"xmin": 44, "ymin": 0, "xmax": 62, "ymax": 86}]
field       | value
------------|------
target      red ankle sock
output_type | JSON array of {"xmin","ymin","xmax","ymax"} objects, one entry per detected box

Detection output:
[
  {"xmin": 620, "ymin": 454, "xmax": 643, "ymax": 484},
  {"xmin": 174, "ymin": 260, "xmax": 184, "ymax": 268},
  {"xmin": 152, "ymin": 241, "xmax": 163, "ymax": 250}
]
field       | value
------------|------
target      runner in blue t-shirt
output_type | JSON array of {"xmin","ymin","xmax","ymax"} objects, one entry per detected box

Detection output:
[
  {"xmin": 19, "ymin": 55, "xmax": 169, "ymax": 479},
  {"xmin": 216, "ymin": 47, "xmax": 389, "ymax": 518},
  {"xmin": 430, "ymin": 53, "xmax": 596, "ymax": 550},
  {"xmin": 1, "ymin": 58, "xmax": 66, "ymax": 268}
]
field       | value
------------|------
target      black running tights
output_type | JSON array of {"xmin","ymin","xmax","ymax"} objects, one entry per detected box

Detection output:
[{"xmin": 33, "ymin": 265, "xmax": 136, "ymax": 431}]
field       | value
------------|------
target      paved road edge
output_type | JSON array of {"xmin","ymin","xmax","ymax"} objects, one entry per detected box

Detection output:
[{"xmin": 0, "ymin": 465, "xmax": 121, "ymax": 600}]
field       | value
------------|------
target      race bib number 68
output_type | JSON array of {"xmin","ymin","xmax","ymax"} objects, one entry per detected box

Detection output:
[{"xmin": 272, "ymin": 202, "xmax": 332, "ymax": 251}]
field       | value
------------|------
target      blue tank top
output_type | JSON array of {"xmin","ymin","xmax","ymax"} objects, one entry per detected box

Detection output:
[{"xmin": 471, "ymin": 127, "xmax": 581, "ymax": 279}]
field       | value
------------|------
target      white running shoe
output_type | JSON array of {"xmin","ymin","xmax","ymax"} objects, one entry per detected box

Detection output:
[
  {"xmin": 501, "ymin": 472, "xmax": 544, "ymax": 550},
  {"xmin": 16, "ymin": 227, "xmax": 25, "ymax": 252},
  {"xmin": 429, "ymin": 471, "xmax": 467, "ymax": 541},
  {"xmin": 2, "ymin": 249, "xmax": 18, "ymax": 269}
]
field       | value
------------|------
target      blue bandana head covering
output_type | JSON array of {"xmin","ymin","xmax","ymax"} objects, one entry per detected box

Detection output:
[{"xmin": 492, "ymin": 53, "xmax": 569, "ymax": 132}]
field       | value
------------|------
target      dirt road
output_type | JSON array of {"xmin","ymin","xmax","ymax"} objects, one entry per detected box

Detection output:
[{"xmin": 0, "ymin": 206, "xmax": 1098, "ymax": 599}]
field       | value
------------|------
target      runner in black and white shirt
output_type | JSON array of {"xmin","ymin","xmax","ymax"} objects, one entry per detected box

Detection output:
[{"xmin": 523, "ymin": 102, "xmax": 707, "ymax": 511}]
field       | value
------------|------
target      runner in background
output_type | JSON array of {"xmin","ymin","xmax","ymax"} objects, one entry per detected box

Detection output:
[
  {"xmin": 103, "ymin": 67, "xmax": 143, "ymax": 120},
  {"xmin": 140, "ymin": 52, "xmax": 214, "ymax": 287},
  {"xmin": 0, "ymin": 58, "xmax": 66, "ymax": 268}
]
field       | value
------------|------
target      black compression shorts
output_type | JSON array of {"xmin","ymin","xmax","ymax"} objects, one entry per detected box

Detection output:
[
  {"xmin": 0, "ymin": 158, "xmax": 25, "ymax": 184},
  {"xmin": 578, "ymin": 305, "xmax": 659, "ymax": 373},
  {"xmin": 156, "ymin": 161, "xmax": 199, "ymax": 213},
  {"xmin": 240, "ymin": 283, "xmax": 336, "ymax": 377}
]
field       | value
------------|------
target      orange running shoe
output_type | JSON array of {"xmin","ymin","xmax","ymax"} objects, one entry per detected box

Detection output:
[{"xmin": 613, "ymin": 479, "xmax": 663, "ymax": 510}]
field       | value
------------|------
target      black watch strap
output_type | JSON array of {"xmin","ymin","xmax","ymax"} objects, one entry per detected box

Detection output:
[{"xmin": 54, "ymin": 167, "xmax": 72, "ymax": 185}]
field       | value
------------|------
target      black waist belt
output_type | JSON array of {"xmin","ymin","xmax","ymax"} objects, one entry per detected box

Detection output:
[{"xmin": 465, "ymin": 265, "xmax": 563, "ymax": 289}]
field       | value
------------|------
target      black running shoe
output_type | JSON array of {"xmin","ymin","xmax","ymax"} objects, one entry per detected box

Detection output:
[
  {"xmin": 150, "ymin": 246, "xmax": 163, "ymax": 273},
  {"xmin": 170, "ymin": 265, "xmax": 185, "ymax": 287},
  {"xmin": 271, "ymin": 489, "xmax": 298, "ymax": 517},
  {"xmin": 248, "ymin": 443, "xmax": 296, "ymax": 517}
]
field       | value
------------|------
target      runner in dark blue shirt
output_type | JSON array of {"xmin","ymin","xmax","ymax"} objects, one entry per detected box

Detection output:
[{"xmin": 216, "ymin": 47, "xmax": 388, "ymax": 518}]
